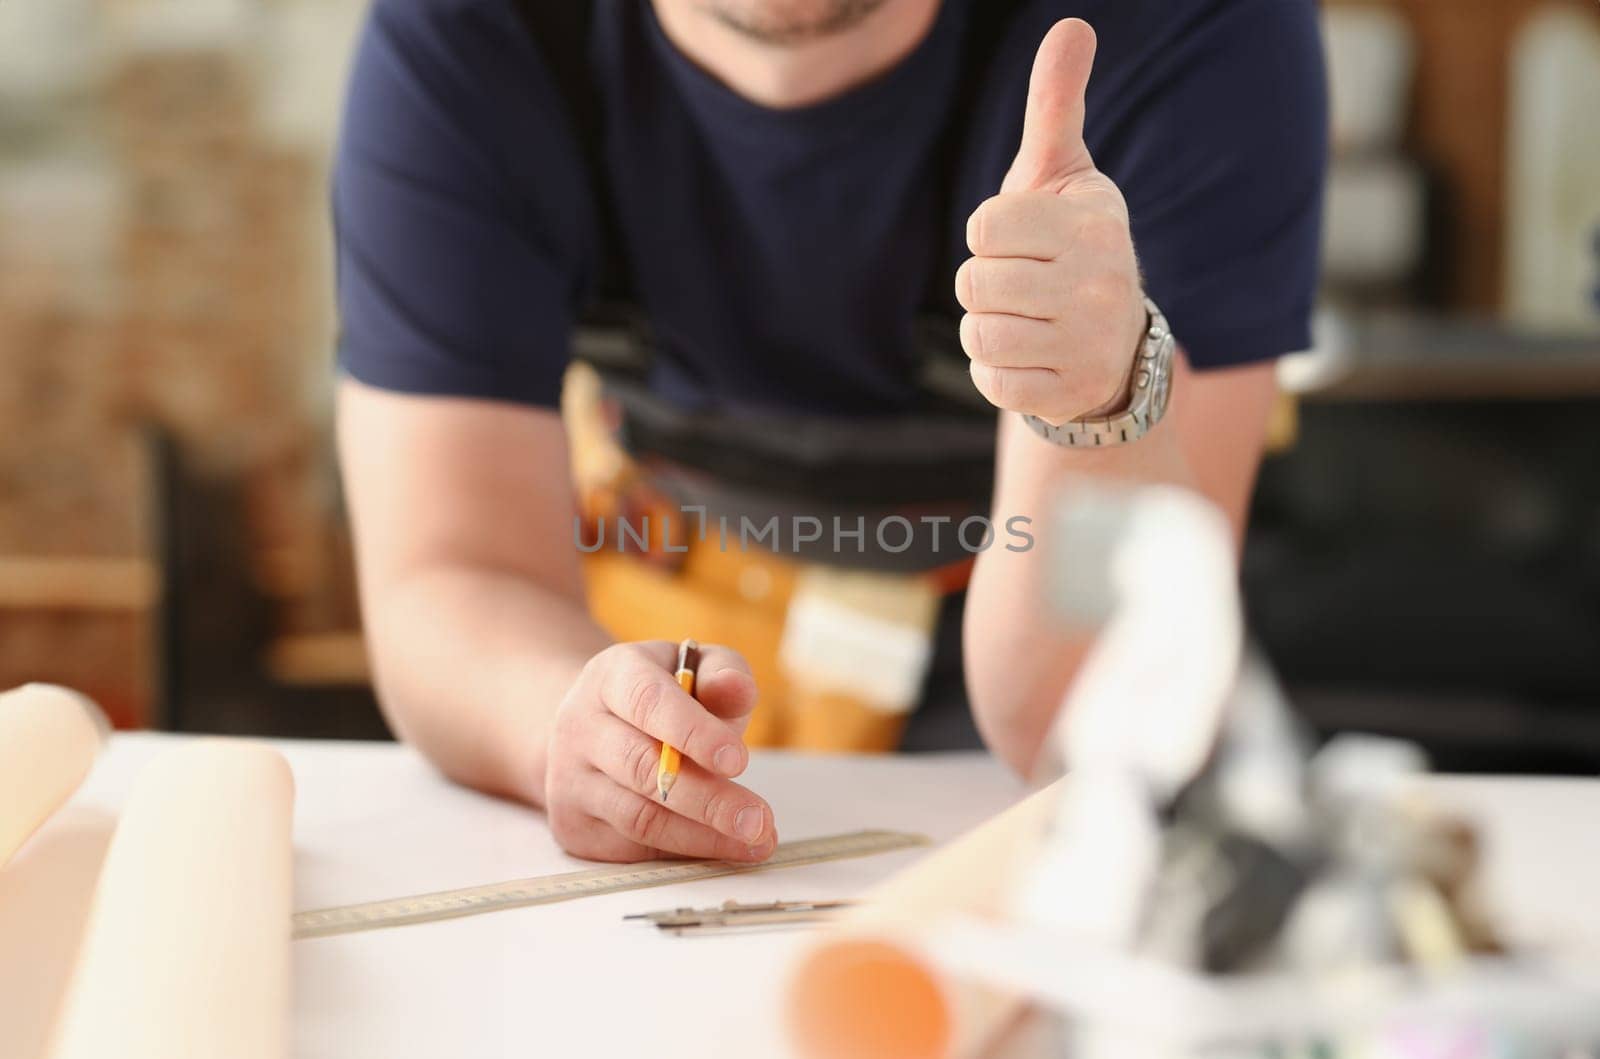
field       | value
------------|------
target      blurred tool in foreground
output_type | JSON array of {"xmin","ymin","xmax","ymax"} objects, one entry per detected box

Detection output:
[{"xmin": 784, "ymin": 483, "xmax": 1600, "ymax": 1059}]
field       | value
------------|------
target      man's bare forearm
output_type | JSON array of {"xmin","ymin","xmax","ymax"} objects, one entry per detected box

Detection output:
[
  {"xmin": 965, "ymin": 358, "xmax": 1277, "ymax": 774},
  {"xmin": 364, "ymin": 562, "xmax": 610, "ymax": 806},
  {"xmin": 965, "ymin": 411, "xmax": 1193, "ymax": 775}
]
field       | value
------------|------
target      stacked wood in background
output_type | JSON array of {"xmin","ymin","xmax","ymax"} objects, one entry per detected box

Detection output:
[
  {"xmin": 0, "ymin": 22, "xmax": 363, "ymax": 727},
  {"xmin": 108, "ymin": 47, "xmax": 312, "ymax": 474},
  {"xmin": 0, "ymin": 140, "xmax": 160, "ymax": 728},
  {"xmin": 107, "ymin": 43, "xmax": 360, "ymax": 675}
]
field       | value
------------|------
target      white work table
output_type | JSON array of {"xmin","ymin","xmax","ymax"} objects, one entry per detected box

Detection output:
[{"xmin": 22, "ymin": 734, "xmax": 1600, "ymax": 1058}]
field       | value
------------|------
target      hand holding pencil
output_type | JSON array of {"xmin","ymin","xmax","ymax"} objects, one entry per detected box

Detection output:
[
  {"xmin": 543, "ymin": 638, "xmax": 775, "ymax": 864},
  {"xmin": 654, "ymin": 639, "xmax": 699, "ymax": 802}
]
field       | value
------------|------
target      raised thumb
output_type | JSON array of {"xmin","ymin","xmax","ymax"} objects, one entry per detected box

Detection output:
[{"xmin": 1002, "ymin": 18, "xmax": 1098, "ymax": 194}]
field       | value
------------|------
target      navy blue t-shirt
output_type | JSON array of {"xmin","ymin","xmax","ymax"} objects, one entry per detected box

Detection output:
[{"xmin": 334, "ymin": 0, "xmax": 1326, "ymax": 415}]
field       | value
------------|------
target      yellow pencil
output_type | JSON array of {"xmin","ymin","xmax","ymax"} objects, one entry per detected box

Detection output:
[{"xmin": 656, "ymin": 638, "xmax": 699, "ymax": 802}]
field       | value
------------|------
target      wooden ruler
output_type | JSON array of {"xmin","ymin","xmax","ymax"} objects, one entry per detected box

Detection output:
[{"xmin": 292, "ymin": 829, "xmax": 927, "ymax": 940}]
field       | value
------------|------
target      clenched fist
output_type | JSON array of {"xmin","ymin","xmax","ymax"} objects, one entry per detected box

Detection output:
[
  {"xmin": 956, "ymin": 19, "xmax": 1147, "ymax": 425},
  {"xmin": 545, "ymin": 641, "xmax": 776, "ymax": 863}
]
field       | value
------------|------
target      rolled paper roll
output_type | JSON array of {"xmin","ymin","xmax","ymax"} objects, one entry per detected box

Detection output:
[
  {"xmin": 0, "ymin": 684, "xmax": 109, "ymax": 869},
  {"xmin": 0, "ymin": 808, "xmax": 117, "ymax": 1059},
  {"xmin": 47, "ymin": 740, "xmax": 295, "ymax": 1059},
  {"xmin": 786, "ymin": 781, "xmax": 1062, "ymax": 1059}
]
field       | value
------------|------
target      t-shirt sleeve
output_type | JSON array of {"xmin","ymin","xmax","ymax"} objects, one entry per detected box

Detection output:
[
  {"xmin": 1091, "ymin": 0, "xmax": 1328, "ymax": 370},
  {"xmin": 332, "ymin": 0, "xmax": 593, "ymax": 407}
]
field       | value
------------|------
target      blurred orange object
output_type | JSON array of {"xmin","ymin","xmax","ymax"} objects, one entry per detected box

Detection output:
[
  {"xmin": 788, "ymin": 938, "xmax": 952, "ymax": 1059},
  {"xmin": 784, "ymin": 784, "xmax": 1060, "ymax": 1059}
]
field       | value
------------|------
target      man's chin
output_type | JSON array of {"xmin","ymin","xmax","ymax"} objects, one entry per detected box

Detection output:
[{"xmin": 700, "ymin": 0, "xmax": 893, "ymax": 44}]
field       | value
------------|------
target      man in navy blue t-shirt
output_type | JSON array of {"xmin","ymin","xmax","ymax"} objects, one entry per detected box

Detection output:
[{"xmin": 334, "ymin": 0, "xmax": 1325, "ymax": 862}]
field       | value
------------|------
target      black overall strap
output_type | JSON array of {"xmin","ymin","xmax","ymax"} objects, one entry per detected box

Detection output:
[
  {"xmin": 922, "ymin": 0, "xmax": 1026, "ymax": 319},
  {"xmin": 510, "ymin": 0, "xmax": 633, "ymax": 308},
  {"xmin": 910, "ymin": 0, "xmax": 1027, "ymax": 411}
]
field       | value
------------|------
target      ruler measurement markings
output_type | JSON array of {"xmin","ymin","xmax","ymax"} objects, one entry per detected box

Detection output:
[{"xmin": 292, "ymin": 830, "xmax": 925, "ymax": 940}]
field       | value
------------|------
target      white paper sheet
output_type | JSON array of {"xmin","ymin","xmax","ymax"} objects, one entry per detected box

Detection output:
[{"xmin": 11, "ymin": 734, "xmax": 1600, "ymax": 1059}]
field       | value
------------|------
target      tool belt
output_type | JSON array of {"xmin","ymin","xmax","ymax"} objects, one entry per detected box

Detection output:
[
  {"xmin": 576, "ymin": 312, "xmax": 1001, "ymax": 570},
  {"xmin": 609, "ymin": 377, "xmax": 995, "ymax": 510}
]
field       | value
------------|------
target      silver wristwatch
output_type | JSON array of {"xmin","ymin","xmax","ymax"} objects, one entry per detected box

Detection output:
[{"xmin": 1022, "ymin": 296, "xmax": 1176, "ymax": 448}]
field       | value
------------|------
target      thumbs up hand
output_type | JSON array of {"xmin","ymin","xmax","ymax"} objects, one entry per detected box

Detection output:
[{"xmin": 955, "ymin": 19, "xmax": 1148, "ymax": 426}]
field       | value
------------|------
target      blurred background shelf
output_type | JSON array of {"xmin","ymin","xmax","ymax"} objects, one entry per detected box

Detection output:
[
  {"xmin": 0, "ymin": 557, "xmax": 159, "ymax": 611},
  {"xmin": 1291, "ymin": 314, "xmax": 1600, "ymax": 401},
  {"xmin": 265, "ymin": 631, "xmax": 368, "ymax": 687}
]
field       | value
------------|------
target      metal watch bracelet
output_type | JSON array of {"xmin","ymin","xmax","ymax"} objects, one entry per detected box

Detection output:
[{"xmin": 1022, "ymin": 296, "xmax": 1177, "ymax": 448}]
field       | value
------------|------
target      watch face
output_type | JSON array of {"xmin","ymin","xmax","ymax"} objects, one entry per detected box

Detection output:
[
  {"xmin": 1147, "ymin": 330, "xmax": 1176, "ymax": 421},
  {"xmin": 1152, "ymin": 363, "xmax": 1171, "ymax": 415}
]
